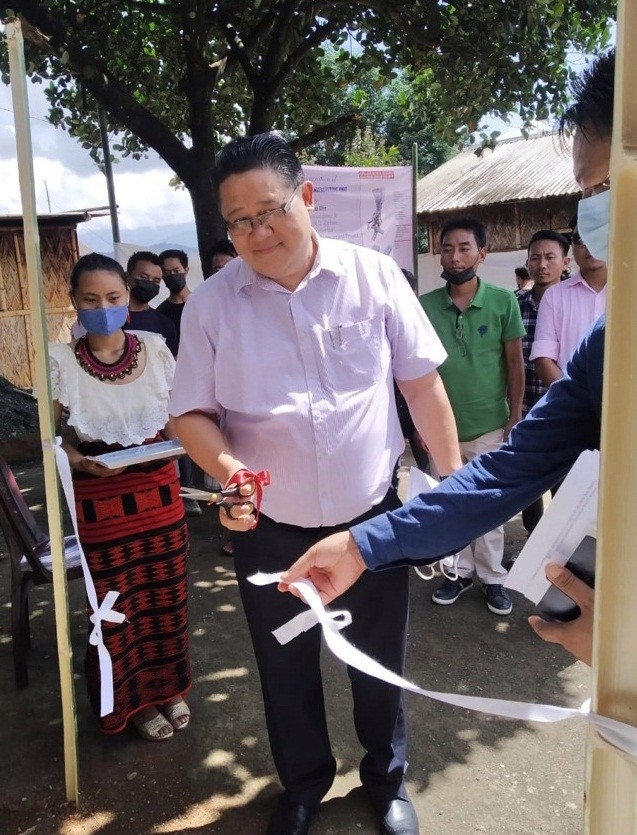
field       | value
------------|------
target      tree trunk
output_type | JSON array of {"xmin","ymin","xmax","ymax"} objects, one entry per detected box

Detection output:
[{"xmin": 185, "ymin": 169, "xmax": 226, "ymax": 277}]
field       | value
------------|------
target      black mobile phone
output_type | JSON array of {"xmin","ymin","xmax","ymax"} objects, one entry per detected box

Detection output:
[{"xmin": 535, "ymin": 535, "xmax": 596, "ymax": 623}]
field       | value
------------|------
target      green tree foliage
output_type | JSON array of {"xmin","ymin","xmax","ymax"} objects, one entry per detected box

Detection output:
[
  {"xmin": 301, "ymin": 59, "xmax": 453, "ymax": 177},
  {"xmin": 1, "ymin": 1, "xmax": 614, "ymax": 261},
  {"xmin": 341, "ymin": 127, "xmax": 401, "ymax": 168}
]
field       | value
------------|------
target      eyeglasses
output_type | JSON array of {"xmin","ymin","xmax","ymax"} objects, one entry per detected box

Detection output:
[
  {"xmin": 455, "ymin": 316, "xmax": 467, "ymax": 357},
  {"xmin": 572, "ymin": 230, "xmax": 584, "ymax": 246},
  {"xmin": 581, "ymin": 177, "xmax": 611, "ymax": 199},
  {"xmin": 225, "ymin": 187, "xmax": 300, "ymax": 236}
]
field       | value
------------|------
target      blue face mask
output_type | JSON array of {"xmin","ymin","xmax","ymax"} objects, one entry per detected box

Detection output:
[
  {"xmin": 577, "ymin": 190, "xmax": 610, "ymax": 263},
  {"xmin": 77, "ymin": 305, "xmax": 128, "ymax": 336}
]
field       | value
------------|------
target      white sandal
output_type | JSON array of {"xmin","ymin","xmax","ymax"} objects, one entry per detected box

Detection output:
[
  {"xmin": 133, "ymin": 711, "xmax": 174, "ymax": 741},
  {"xmin": 162, "ymin": 699, "xmax": 191, "ymax": 731}
]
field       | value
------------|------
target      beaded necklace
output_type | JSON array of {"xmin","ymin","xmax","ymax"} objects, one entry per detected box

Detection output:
[{"xmin": 74, "ymin": 332, "xmax": 142, "ymax": 381}]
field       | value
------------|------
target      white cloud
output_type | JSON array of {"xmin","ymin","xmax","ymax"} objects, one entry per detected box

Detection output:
[{"xmin": 0, "ymin": 76, "xmax": 196, "ymax": 239}]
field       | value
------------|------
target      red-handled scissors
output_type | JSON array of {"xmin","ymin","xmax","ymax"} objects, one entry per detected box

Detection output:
[{"xmin": 179, "ymin": 484, "xmax": 255, "ymax": 519}]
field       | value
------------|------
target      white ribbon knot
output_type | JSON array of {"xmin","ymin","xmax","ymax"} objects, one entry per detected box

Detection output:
[
  {"xmin": 249, "ymin": 571, "xmax": 352, "ymax": 645},
  {"xmin": 88, "ymin": 590, "xmax": 126, "ymax": 642},
  {"xmin": 248, "ymin": 571, "xmax": 637, "ymax": 761},
  {"xmin": 49, "ymin": 437, "xmax": 126, "ymax": 716}
]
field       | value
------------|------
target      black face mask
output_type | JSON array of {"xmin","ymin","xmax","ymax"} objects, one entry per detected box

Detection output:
[
  {"xmin": 164, "ymin": 273, "xmax": 187, "ymax": 293},
  {"xmin": 440, "ymin": 266, "xmax": 476, "ymax": 286},
  {"xmin": 130, "ymin": 279, "xmax": 160, "ymax": 304}
]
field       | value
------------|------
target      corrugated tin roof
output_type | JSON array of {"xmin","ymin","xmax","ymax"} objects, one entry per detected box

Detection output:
[
  {"xmin": 417, "ymin": 133, "xmax": 578, "ymax": 215},
  {"xmin": 0, "ymin": 207, "xmax": 110, "ymax": 229}
]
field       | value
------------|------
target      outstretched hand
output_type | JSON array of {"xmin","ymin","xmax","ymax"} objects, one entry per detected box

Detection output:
[
  {"xmin": 278, "ymin": 531, "xmax": 367, "ymax": 606},
  {"xmin": 528, "ymin": 563, "xmax": 594, "ymax": 665}
]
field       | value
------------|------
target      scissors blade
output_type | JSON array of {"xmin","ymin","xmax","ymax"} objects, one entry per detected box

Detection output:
[{"xmin": 179, "ymin": 488, "xmax": 213, "ymax": 501}]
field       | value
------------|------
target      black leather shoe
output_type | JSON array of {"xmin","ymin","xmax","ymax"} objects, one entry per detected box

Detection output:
[
  {"xmin": 266, "ymin": 798, "xmax": 318, "ymax": 835},
  {"xmin": 376, "ymin": 797, "xmax": 420, "ymax": 835}
]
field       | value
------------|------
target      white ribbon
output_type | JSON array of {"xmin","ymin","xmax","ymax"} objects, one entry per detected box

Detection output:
[
  {"xmin": 49, "ymin": 438, "xmax": 125, "ymax": 716},
  {"xmin": 414, "ymin": 553, "xmax": 459, "ymax": 582},
  {"xmin": 249, "ymin": 571, "xmax": 637, "ymax": 760}
]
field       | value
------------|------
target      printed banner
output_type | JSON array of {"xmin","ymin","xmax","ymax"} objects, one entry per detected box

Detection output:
[{"xmin": 302, "ymin": 165, "xmax": 414, "ymax": 272}]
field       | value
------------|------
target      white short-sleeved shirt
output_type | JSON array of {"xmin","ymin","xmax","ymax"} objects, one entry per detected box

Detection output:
[
  {"xmin": 170, "ymin": 235, "xmax": 446, "ymax": 526},
  {"xmin": 49, "ymin": 331, "xmax": 175, "ymax": 446}
]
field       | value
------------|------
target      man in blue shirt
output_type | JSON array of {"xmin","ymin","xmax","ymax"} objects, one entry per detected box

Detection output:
[{"xmin": 280, "ymin": 49, "xmax": 616, "ymax": 667}]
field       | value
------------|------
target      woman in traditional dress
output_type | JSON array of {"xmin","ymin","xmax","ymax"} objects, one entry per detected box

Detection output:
[{"xmin": 49, "ymin": 253, "xmax": 191, "ymax": 741}]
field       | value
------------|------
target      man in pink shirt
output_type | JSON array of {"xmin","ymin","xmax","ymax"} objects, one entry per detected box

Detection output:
[
  {"xmin": 170, "ymin": 133, "xmax": 462, "ymax": 835},
  {"xmin": 530, "ymin": 224, "xmax": 607, "ymax": 384}
]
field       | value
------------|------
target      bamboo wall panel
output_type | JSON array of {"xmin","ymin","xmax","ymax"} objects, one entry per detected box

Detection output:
[
  {"xmin": 0, "ymin": 315, "xmax": 31, "ymax": 388},
  {"xmin": 424, "ymin": 195, "xmax": 580, "ymax": 255},
  {"xmin": 0, "ymin": 224, "xmax": 77, "ymax": 389}
]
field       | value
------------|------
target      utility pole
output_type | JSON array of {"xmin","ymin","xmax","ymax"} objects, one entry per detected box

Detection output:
[{"xmin": 97, "ymin": 103, "xmax": 120, "ymax": 244}]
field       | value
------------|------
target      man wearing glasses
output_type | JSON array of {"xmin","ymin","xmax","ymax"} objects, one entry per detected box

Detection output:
[
  {"xmin": 279, "ymin": 49, "xmax": 615, "ymax": 672},
  {"xmin": 531, "ymin": 222, "xmax": 607, "ymax": 386},
  {"xmin": 169, "ymin": 133, "xmax": 462, "ymax": 835},
  {"xmin": 419, "ymin": 217, "xmax": 525, "ymax": 615}
]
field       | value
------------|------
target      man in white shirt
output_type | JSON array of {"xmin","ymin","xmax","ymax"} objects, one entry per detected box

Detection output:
[{"xmin": 170, "ymin": 133, "xmax": 461, "ymax": 835}]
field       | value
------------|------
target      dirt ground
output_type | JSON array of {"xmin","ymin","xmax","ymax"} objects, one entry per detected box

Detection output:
[{"xmin": 0, "ymin": 454, "xmax": 590, "ymax": 835}]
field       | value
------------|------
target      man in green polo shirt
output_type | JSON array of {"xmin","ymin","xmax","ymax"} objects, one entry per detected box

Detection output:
[{"xmin": 420, "ymin": 215, "xmax": 525, "ymax": 615}]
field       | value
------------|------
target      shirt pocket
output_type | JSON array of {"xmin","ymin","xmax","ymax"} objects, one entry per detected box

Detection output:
[{"xmin": 317, "ymin": 316, "xmax": 385, "ymax": 393}]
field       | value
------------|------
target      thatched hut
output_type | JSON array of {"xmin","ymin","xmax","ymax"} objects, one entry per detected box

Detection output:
[
  {"xmin": 416, "ymin": 133, "xmax": 579, "ymax": 293},
  {"xmin": 0, "ymin": 209, "xmax": 108, "ymax": 389}
]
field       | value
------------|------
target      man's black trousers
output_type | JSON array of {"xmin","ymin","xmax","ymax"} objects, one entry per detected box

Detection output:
[{"xmin": 233, "ymin": 489, "xmax": 409, "ymax": 806}]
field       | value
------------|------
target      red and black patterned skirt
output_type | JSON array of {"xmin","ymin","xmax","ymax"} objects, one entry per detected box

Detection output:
[{"xmin": 73, "ymin": 443, "xmax": 190, "ymax": 733}]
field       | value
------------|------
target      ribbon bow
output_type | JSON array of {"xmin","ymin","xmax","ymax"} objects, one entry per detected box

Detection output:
[
  {"xmin": 50, "ymin": 437, "xmax": 127, "ymax": 716},
  {"xmin": 226, "ymin": 468, "xmax": 270, "ymax": 522}
]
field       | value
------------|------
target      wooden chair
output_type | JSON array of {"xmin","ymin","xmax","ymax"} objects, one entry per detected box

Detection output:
[{"xmin": 0, "ymin": 456, "xmax": 82, "ymax": 688}]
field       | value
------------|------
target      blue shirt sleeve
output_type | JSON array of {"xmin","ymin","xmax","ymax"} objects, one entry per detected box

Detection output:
[{"xmin": 352, "ymin": 319, "xmax": 605, "ymax": 570}]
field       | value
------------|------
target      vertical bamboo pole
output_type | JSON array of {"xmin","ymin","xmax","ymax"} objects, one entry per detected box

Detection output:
[
  {"xmin": 5, "ymin": 19, "xmax": 79, "ymax": 804},
  {"xmin": 587, "ymin": 1, "xmax": 637, "ymax": 831},
  {"xmin": 412, "ymin": 143, "xmax": 419, "ymax": 286}
]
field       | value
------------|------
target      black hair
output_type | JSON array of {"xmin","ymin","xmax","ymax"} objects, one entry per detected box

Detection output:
[
  {"xmin": 212, "ymin": 132, "xmax": 304, "ymax": 198},
  {"xmin": 208, "ymin": 240, "xmax": 237, "ymax": 260},
  {"xmin": 69, "ymin": 252, "xmax": 127, "ymax": 294},
  {"xmin": 527, "ymin": 229, "xmax": 570, "ymax": 257},
  {"xmin": 127, "ymin": 250, "xmax": 161, "ymax": 273},
  {"xmin": 159, "ymin": 249, "xmax": 189, "ymax": 269},
  {"xmin": 559, "ymin": 50, "xmax": 615, "ymax": 140},
  {"xmin": 440, "ymin": 215, "xmax": 487, "ymax": 249},
  {"xmin": 514, "ymin": 266, "xmax": 530, "ymax": 280}
]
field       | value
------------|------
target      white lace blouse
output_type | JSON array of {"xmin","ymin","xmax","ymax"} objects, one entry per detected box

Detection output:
[{"xmin": 49, "ymin": 331, "xmax": 175, "ymax": 446}]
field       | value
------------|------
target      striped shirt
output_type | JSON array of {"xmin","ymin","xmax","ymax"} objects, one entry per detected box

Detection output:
[{"xmin": 517, "ymin": 289, "xmax": 548, "ymax": 415}]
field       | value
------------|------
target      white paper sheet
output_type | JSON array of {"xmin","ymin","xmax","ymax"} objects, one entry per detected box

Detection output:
[
  {"xmin": 407, "ymin": 466, "xmax": 439, "ymax": 500},
  {"xmin": 505, "ymin": 450, "xmax": 599, "ymax": 604}
]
